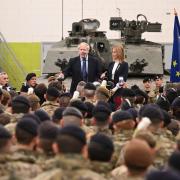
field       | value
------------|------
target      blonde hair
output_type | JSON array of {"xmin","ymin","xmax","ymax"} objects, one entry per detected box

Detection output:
[{"xmin": 112, "ymin": 45, "xmax": 124, "ymax": 62}]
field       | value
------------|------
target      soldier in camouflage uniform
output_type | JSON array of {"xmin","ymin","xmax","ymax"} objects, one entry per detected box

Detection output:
[
  {"xmin": 111, "ymin": 110, "xmax": 135, "ymax": 167},
  {"xmin": 153, "ymin": 75, "xmax": 164, "ymax": 97},
  {"xmin": 61, "ymin": 106, "xmax": 91, "ymax": 134},
  {"xmin": 5, "ymin": 95, "xmax": 31, "ymax": 134},
  {"xmin": 37, "ymin": 121, "xmax": 59, "ymax": 157},
  {"xmin": 139, "ymin": 104, "xmax": 176, "ymax": 169},
  {"xmin": 35, "ymin": 125, "xmax": 107, "ymax": 180},
  {"xmin": 111, "ymin": 139, "xmax": 153, "ymax": 180},
  {"xmin": 142, "ymin": 77, "xmax": 156, "ymax": 103},
  {"xmin": 83, "ymin": 82, "xmax": 96, "ymax": 104},
  {"xmin": 88, "ymin": 104, "xmax": 112, "ymax": 138},
  {"xmin": 88, "ymin": 133, "xmax": 114, "ymax": 179},
  {"xmin": 0, "ymin": 125, "xmax": 12, "ymax": 153},
  {"xmin": 95, "ymin": 86, "xmax": 110, "ymax": 103},
  {"xmin": 41, "ymin": 87, "xmax": 60, "ymax": 117},
  {"xmin": 1, "ymin": 117, "xmax": 42, "ymax": 179}
]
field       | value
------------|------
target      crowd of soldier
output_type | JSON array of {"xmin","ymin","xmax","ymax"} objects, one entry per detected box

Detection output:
[{"xmin": 0, "ymin": 71, "xmax": 179, "ymax": 179}]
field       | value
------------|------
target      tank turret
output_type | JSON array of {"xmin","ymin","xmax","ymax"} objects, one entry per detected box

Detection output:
[
  {"xmin": 109, "ymin": 14, "xmax": 164, "ymax": 75},
  {"xmin": 110, "ymin": 14, "xmax": 161, "ymax": 43},
  {"xmin": 43, "ymin": 19, "xmax": 111, "ymax": 74}
]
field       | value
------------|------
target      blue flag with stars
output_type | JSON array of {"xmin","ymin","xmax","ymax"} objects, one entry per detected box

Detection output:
[{"xmin": 170, "ymin": 14, "xmax": 180, "ymax": 82}]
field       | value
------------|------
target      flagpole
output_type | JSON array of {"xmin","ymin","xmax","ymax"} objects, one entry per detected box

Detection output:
[
  {"xmin": 174, "ymin": 8, "xmax": 177, "ymax": 16},
  {"xmin": 170, "ymin": 8, "xmax": 180, "ymax": 82}
]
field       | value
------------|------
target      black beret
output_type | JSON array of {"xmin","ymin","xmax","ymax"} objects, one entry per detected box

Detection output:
[
  {"xmin": 84, "ymin": 102, "xmax": 95, "ymax": 118},
  {"xmin": 131, "ymin": 85, "xmax": 140, "ymax": 91},
  {"xmin": 52, "ymin": 107, "xmax": 65, "ymax": 121},
  {"xmin": 96, "ymin": 101, "xmax": 111, "ymax": 110},
  {"xmin": 93, "ymin": 105, "xmax": 111, "ymax": 116},
  {"xmin": 90, "ymin": 133, "xmax": 114, "ymax": 151},
  {"xmin": 12, "ymin": 95, "xmax": 30, "ymax": 107},
  {"xmin": 156, "ymin": 95, "xmax": 170, "ymax": 111},
  {"xmin": 171, "ymin": 97, "xmax": 180, "ymax": 108},
  {"xmin": 0, "ymin": 89, "xmax": 3, "ymax": 96},
  {"xmin": 38, "ymin": 121, "xmax": 59, "ymax": 139},
  {"xmin": 146, "ymin": 170, "xmax": 179, "ymax": 180},
  {"xmin": 127, "ymin": 108, "xmax": 138, "ymax": 120},
  {"xmin": 23, "ymin": 113, "xmax": 41, "ymax": 124},
  {"xmin": 69, "ymin": 100, "xmax": 88, "ymax": 113},
  {"xmin": 143, "ymin": 77, "xmax": 151, "ymax": 83},
  {"xmin": 59, "ymin": 92, "xmax": 71, "ymax": 98},
  {"xmin": 121, "ymin": 88, "xmax": 135, "ymax": 97},
  {"xmin": 26, "ymin": 73, "xmax": 36, "ymax": 81},
  {"xmin": 154, "ymin": 74, "xmax": 163, "ymax": 81},
  {"xmin": 161, "ymin": 109, "xmax": 171, "ymax": 127},
  {"xmin": 112, "ymin": 110, "xmax": 133, "ymax": 123},
  {"xmin": 84, "ymin": 82, "xmax": 96, "ymax": 90},
  {"xmin": 0, "ymin": 125, "xmax": 11, "ymax": 139},
  {"xmin": 16, "ymin": 117, "xmax": 38, "ymax": 136},
  {"xmin": 106, "ymin": 81, "xmax": 115, "ymax": 90},
  {"xmin": 34, "ymin": 109, "xmax": 51, "ymax": 122},
  {"xmin": 168, "ymin": 151, "xmax": 180, "ymax": 172},
  {"xmin": 59, "ymin": 125, "xmax": 86, "ymax": 145},
  {"xmin": 166, "ymin": 88, "xmax": 178, "ymax": 104},
  {"xmin": 63, "ymin": 107, "xmax": 83, "ymax": 119},
  {"xmin": 141, "ymin": 105, "xmax": 163, "ymax": 122},
  {"xmin": 47, "ymin": 87, "xmax": 60, "ymax": 98},
  {"xmin": 134, "ymin": 89, "xmax": 148, "ymax": 99}
]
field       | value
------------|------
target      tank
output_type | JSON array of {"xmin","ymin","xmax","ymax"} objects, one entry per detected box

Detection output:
[
  {"xmin": 109, "ymin": 14, "xmax": 164, "ymax": 75},
  {"xmin": 43, "ymin": 19, "xmax": 111, "ymax": 74},
  {"xmin": 43, "ymin": 14, "xmax": 164, "ymax": 75}
]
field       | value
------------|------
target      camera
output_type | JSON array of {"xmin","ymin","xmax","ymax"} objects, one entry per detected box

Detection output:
[{"xmin": 119, "ymin": 77, "xmax": 124, "ymax": 86}]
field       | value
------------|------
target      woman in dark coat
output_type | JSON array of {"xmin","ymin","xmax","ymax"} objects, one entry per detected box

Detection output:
[{"xmin": 101, "ymin": 45, "xmax": 128, "ymax": 85}]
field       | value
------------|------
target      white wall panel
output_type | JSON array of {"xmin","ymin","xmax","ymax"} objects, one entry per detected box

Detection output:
[{"xmin": 0, "ymin": 0, "xmax": 179, "ymax": 42}]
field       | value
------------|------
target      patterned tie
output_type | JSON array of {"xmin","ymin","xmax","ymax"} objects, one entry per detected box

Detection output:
[{"xmin": 82, "ymin": 58, "xmax": 87, "ymax": 82}]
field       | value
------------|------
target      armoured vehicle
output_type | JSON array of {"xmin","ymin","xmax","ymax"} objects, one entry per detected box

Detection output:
[
  {"xmin": 43, "ymin": 18, "xmax": 111, "ymax": 74},
  {"xmin": 43, "ymin": 14, "xmax": 164, "ymax": 75}
]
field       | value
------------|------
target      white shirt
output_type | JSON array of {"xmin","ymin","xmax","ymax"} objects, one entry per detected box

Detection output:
[{"xmin": 112, "ymin": 61, "xmax": 119, "ymax": 80}]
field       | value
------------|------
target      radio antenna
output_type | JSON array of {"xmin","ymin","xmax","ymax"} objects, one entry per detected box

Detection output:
[
  {"xmin": 82, "ymin": 0, "xmax": 84, "ymax": 19},
  {"xmin": 61, "ymin": 0, "xmax": 64, "ymax": 40}
]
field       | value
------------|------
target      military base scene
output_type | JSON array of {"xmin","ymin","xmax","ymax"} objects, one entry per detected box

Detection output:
[{"xmin": 0, "ymin": 0, "xmax": 180, "ymax": 179}]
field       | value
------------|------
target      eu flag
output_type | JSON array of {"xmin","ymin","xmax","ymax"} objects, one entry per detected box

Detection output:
[{"xmin": 170, "ymin": 14, "xmax": 180, "ymax": 82}]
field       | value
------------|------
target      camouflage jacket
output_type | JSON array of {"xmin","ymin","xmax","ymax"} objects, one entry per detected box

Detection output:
[
  {"xmin": 41, "ymin": 101, "xmax": 59, "ymax": 117},
  {"xmin": 87, "ymin": 125, "xmax": 113, "ymax": 138},
  {"xmin": 89, "ymin": 160, "xmax": 114, "ymax": 179},
  {"xmin": 143, "ymin": 88, "xmax": 157, "ymax": 103},
  {"xmin": 34, "ymin": 154, "xmax": 107, "ymax": 180},
  {"xmin": 111, "ymin": 165, "xmax": 156, "ymax": 180},
  {"xmin": 5, "ymin": 113, "xmax": 24, "ymax": 134},
  {"xmin": 112, "ymin": 129, "xmax": 134, "ymax": 167},
  {"xmin": 0, "ymin": 149, "xmax": 42, "ymax": 179},
  {"xmin": 152, "ymin": 129, "xmax": 176, "ymax": 169},
  {"xmin": 111, "ymin": 169, "xmax": 145, "ymax": 180}
]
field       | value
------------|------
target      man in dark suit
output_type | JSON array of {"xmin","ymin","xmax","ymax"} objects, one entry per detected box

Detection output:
[{"xmin": 59, "ymin": 42, "xmax": 101, "ymax": 94}]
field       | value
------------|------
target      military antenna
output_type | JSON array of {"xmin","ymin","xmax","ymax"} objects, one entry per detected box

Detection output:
[
  {"xmin": 61, "ymin": 0, "xmax": 64, "ymax": 40},
  {"xmin": 82, "ymin": 0, "xmax": 84, "ymax": 19},
  {"xmin": 116, "ymin": 8, "xmax": 121, "ymax": 17}
]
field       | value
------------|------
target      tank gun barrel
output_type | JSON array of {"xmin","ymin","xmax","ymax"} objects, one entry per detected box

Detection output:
[{"xmin": 109, "ymin": 14, "xmax": 161, "ymax": 43}]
